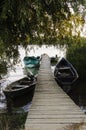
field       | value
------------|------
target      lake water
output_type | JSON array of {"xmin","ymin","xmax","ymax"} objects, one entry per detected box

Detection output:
[{"xmin": 0, "ymin": 45, "xmax": 86, "ymax": 114}]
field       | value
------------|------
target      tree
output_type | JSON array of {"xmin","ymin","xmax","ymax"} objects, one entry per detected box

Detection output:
[
  {"xmin": 0, "ymin": 0, "xmax": 85, "ymax": 75},
  {"xmin": 0, "ymin": 0, "xmax": 85, "ymax": 45}
]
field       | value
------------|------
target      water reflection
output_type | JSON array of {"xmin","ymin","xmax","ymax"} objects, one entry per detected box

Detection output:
[
  {"xmin": 0, "ymin": 80, "xmax": 7, "ymax": 112},
  {"xmin": 77, "ymin": 82, "xmax": 86, "ymax": 113}
]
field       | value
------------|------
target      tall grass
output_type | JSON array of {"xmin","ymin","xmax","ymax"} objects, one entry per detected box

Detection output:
[
  {"xmin": 66, "ymin": 42, "xmax": 86, "ymax": 81},
  {"xmin": 0, "ymin": 113, "xmax": 27, "ymax": 130}
]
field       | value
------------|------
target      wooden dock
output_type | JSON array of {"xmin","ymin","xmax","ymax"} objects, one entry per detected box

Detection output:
[{"xmin": 25, "ymin": 54, "xmax": 86, "ymax": 130}]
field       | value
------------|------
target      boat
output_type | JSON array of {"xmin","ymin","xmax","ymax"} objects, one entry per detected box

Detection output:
[
  {"xmin": 23, "ymin": 56, "xmax": 40, "ymax": 68},
  {"xmin": 54, "ymin": 58, "xmax": 79, "ymax": 92},
  {"xmin": 50, "ymin": 56, "xmax": 58, "ymax": 66},
  {"xmin": 3, "ymin": 74, "xmax": 37, "ymax": 99},
  {"xmin": 24, "ymin": 67, "xmax": 39, "ymax": 78}
]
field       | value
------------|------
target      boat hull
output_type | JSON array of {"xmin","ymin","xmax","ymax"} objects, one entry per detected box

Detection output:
[
  {"xmin": 54, "ymin": 58, "xmax": 79, "ymax": 92},
  {"xmin": 3, "ymin": 77, "xmax": 36, "ymax": 99},
  {"xmin": 23, "ymin": 56, "xmax": 40, "ymax": 68}
]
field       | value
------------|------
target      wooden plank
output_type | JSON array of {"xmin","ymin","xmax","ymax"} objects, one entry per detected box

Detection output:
[
  {"xmin": 25, "ymin": 124, "xmax": 86, "ymax": 130},
  {"xmin": 26, "ymin": 118, "xmax": 85, "ymax": 124},
  {"xmin": 28, "ymin": 114, "xmax": 86, "ymax": 118},
  {"xmin": 26, "ymin": 110, "xmax": 85, "ymax": 115}
]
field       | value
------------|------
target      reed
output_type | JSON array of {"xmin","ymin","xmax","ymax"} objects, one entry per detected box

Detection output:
[{"xmin": 0, "ymin": 113, "xmax": 27, "ymax": 130}]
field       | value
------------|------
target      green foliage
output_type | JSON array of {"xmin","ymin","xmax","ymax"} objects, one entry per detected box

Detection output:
[
  {"xmin": 0, "ymin": 0, "xmax": 85, "ymax": 45},
  {"xmin": 0, "ymin": 60, "xmax": 7, "ymax": 75},
  {"xmin": 0, "ymin": 0, "xmax": 85, "ymax": 76},
  {"xmin": 0, "ymin": 113, "xmax": 27, "ymax": 130},
  {"xmin": 66, "ymin": 40, "xmax": 86, "ymax": 81}
]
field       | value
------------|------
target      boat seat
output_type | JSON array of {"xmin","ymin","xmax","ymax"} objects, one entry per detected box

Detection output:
[
  {"xmin": 11, "ymin": 85, "xmax": 28, "ymax": 89},
  {"xmin": 20, "ymin": 81, "xmax": 31, "ymax": 85},
  {"xmin": 58, "ymin": 67, "xmax": 70, "ymax": 70}
]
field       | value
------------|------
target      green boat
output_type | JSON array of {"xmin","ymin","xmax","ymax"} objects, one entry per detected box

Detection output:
[{"xmin": 23, "ymin": 56, "xmax": 40, "ymax": 68}]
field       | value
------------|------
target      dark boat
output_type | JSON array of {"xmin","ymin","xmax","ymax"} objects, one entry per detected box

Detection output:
[
  {"xmin": 3, "ymin": 75, "xmax": 37, "ymax": 99},
  {"xmin": 50, "ymin": 56, "xmax": 58, "ymax": 65},
  {"xmin": 54, "ymin": 58, "xmax": 79, "ymax": 92},
  {"xmin": 23, "ymin": 56, "xmax": 40, "ymax": 68}
]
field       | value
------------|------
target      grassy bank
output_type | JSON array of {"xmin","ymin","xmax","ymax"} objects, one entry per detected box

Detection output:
[{"xmin": 0, "ymin": 113, "xmax": 27, "ymax": 130}]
